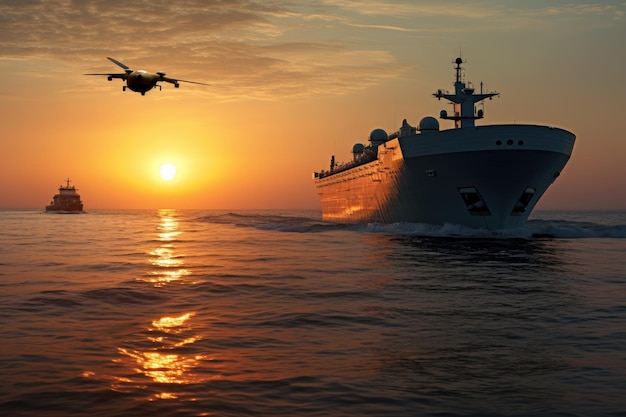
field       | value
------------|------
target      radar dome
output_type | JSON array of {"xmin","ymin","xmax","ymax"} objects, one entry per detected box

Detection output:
[
  {"xmin": 352, "ymin": 143, "xmax": 365, "ymax": 154},
  {"xmin": 369, "ymin": 129, "xmax": 388, "ymax": 145},
  {"xmin": 419, "ymin": 116, "xmax": 439, "ymax": 131}
]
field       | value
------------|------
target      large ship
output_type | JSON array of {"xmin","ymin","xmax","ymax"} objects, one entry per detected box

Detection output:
[
  {"xmin": 45, "ymin": 178, "xmax": 84, "ymax": 213},
  {"xmin": 313, "ymin": 58, "xmax": 575, "ymax": 231}
]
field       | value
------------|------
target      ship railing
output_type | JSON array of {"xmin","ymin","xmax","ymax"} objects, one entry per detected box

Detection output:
[{"xmin": 316, "ymin": 152, "xmax": 377, "ymax": 179}]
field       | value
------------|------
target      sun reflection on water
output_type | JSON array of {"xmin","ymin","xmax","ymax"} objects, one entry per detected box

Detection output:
[
  {"xmin": 112, "ymin": 210, "xmax": 222, "ymax": 400},
  {"xmin": 114, "ymin": 312, "xmax": 218, "ymax": 400},
  {"xmin": 157, "ymin": 211, "xmax": 181, "ymax": 241},
  {"xmin": 117, "ymin": 348, "xmax": 205, "ymax": 385},
  {"xmin": 153, "ymin": 312, "xmax": 194, "ymax": 331},
  {"xmin": 143, "ymin": 209, "xmax": 190, "ymax": 286}
]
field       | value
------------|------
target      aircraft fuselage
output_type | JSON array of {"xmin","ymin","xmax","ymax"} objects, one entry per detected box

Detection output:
[{"xmin": 125, "ymin": 71, "xmax": 159, "ymax": 94}]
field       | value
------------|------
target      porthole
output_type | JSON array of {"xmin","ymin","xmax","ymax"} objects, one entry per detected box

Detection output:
[
  {"xmin": 518, "ymin": 140, "xmax": 524, "ymax": 146},
  {"xmin": 496, "ymin": 140, "xmax": 502, "ymax": 146},
  {"xmin": 507, "ymin": 139, "xmax": 514, "ymax": 146}
]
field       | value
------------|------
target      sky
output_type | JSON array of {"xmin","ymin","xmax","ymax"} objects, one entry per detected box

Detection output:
[{"xmin": 1, "ymin": 0, "xmax": 625, "ymax": 210}]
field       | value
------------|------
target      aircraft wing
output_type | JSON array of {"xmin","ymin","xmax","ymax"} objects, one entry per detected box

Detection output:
[
  {"xmin": 178, "ymin": 79, "xmax": 211, "ymax": 86},
  {"xmin": 160, "ymin": 76, "xmax": 210, "ymax": 86},
  {"xmin": 83, "ymin": 73, "xmax": 128, "ymax": 79}
]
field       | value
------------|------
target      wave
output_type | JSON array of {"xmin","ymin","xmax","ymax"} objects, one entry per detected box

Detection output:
[
  {"xmin": 194, "ymin": 212, "xmax": 626, "ymax": 239},
  {"xmin": 196, "ymin": 212, "xmax": 354, "ymax": 233},
  {"xmin": 370, "ymin": 220, "xmax": 626, "ymax": 239},
  {"xmin": 527, "ymin": 219, "xmax": 626, "ymax": 239}
]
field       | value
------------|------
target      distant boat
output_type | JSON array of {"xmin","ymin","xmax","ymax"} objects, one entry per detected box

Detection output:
[
  {"xmin": 313, "ymin": 57, "xmax": 575, "ymax": 231},
  {"xmin": 45, "ymin": 178, "xmax": 84, "ymax": 213}
]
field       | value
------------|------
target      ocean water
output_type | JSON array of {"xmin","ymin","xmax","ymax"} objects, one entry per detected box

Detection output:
[{"xmin": 1, "ymin": 208, "xmax": 625, "ymax": 417}]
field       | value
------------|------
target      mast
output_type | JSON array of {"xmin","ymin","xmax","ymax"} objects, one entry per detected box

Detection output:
[
  {"xmin": 59, "ymin": 178, "xmax": 77, "ymax": 195},
  {"xmin": 433, "ymin": 57, "xmax": 499, "ymax": 128}
]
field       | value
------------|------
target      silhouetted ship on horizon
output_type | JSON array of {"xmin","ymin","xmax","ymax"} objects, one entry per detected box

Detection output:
[
  {"xmin": 45, "ymin": 178, "xmax": 84, "ymax": 213},
  {"xmin": 313, "ymin": 57, "xmax": 576, "ymax": 231}
]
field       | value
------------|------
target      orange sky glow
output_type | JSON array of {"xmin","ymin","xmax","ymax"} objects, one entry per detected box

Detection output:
[{"xmin": 1, "ymin": 1, "xmax": 625, "ymax": 210}]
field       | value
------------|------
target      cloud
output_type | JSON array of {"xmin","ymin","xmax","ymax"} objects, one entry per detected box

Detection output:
[
  {"xmin": 320, "ymin": 0, "xmax": 625, "ymax": 29},
  {"xmin": 3, "ymin": 1, "xmax": 621, "ymax": 100},
  {"xmin": 0, "ymin": 0, "xmax": 406, "ymax": 99},
  {"xmin": 320, "ymin": 0, "xmax": 499, "ymax": 19},
  {"xmin": 321, "ymin": 0, "xmax": 625, "ymax": 19},
  {"xmin": 0, "ymin": 1, "xmax": 278, "ymax": 59}
]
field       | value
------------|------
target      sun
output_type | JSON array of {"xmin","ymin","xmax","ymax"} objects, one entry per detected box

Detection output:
[{"xmin": 159, "ymin": 163, "xmax": 177, "ymax": 181}]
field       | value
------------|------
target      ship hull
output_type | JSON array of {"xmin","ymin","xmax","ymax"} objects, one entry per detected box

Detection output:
[
  {"xmin": 315, "ymin": 125, "xmax": 575, "ymax": 230},
  {"xmin": 45, "ymin": 205, "xmax": 84, "ymax": 214}
]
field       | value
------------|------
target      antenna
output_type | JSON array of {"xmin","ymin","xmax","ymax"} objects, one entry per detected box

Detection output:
[{"xmin": 454, "ymin": 57, "xmax": 463, "ymax": 83}]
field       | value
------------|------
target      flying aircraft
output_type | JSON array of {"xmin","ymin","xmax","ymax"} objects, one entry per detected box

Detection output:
[{"xmin": 84, "ymin": 57, "xmax": 209, "ymax": 95}]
